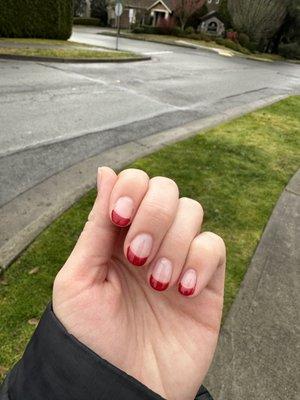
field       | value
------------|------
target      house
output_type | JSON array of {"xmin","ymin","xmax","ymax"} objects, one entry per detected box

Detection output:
[
  {"xmin": 107, "ymin": 0, "xmax": 173, "ymax": 28},
  {"xmin": 198, "ymin": 11, "xmax": 224, "ymax": 36},
  {"xmin": 107, "ymin": 0, "xmax": 223, "ymax": 29}
]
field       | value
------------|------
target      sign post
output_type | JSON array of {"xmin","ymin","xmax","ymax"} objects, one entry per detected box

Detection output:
[{"xmin": 115, "ymin": 0, "xmax": 123, "ymax": 51}]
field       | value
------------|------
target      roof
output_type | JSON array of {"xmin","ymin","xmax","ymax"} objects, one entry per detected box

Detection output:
[
  {"xmin": 148, "ymin": 0, "xmax": 172, "ymax": 12},
  {"xmin": 199, "ymin": 10, "xmax": 218, "ymax": 21},
  {"xmin": 124, "ymin": 0, "xmax": 173, "ymax": 11}
]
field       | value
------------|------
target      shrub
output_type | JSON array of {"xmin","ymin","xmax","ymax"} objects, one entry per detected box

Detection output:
[
  {"xmin": 0, "ymin": 0, "xmax": 73, "ymax": 39},
  {"xmin": 278, "ymin": 42, "xmax": 300, "ymax": 60},
  {"xmin": 226, "ymin": 30, "xmax": 238, "ymax": 41},
  {"xmin": 143, "ymin": 25, "xmax": 161, "ymax": 35},
  {"xmin": 215, "ymin": 37, "xmax": 251, "ymax": 54},
  {"xmin": 131, "ymin": 26, "xmax": 146, "ymax": 34},
  {"xmin": 171, "ymin": 26, "xmax": 183, "ymax": 36},
  {"xmin": 247, "ymin": 41, "xmax": 258, "ymax": 52},
  {"xmin": 157, "ymin": 16, "xmax": 176, "ymax": 35},
  {"xmin": 185, "ymin": 26, "xmax": 195, "ymax": 35},
  {"xmin": 191, "ymin": 32, "xmax": 212, "ymax": 42},
  {"xmin": 73, "ymin": 17, "xmax": 102, "ymax": 26},
  {"xmin": 238, "ymin": 32, "xmax": 250, "ymax": 47}
]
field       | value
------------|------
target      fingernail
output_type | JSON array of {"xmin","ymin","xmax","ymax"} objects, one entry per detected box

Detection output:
[
  {"xmin": 127, "ymin": 233, "xmax": 153, "ymax": 266},
  {"xmin": 111, "ymin": 196, "xmax": 134, "ymax": 227},
  {"xmin": 178, "ymin": 269, "xmax": 197, "ymax": 296},
  {"xmin": 150, "ymin": 258, "xmax": 172, "ymax": 291}
]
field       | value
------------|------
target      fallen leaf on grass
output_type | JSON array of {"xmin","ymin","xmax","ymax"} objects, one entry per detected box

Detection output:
[
  {"xmin": 0, "ymin": 365, "xmax": 8, "ymax": 375},
  {"xmin": 0, "ymin": 276, "xmax": 8, "ymax": 285},
  {"xmin": 28, "ymin": 267, "xmax": 39, "ymax": 275},
  {"xmin": 27, "ymin": 318, "xmax": 39, "ymax": 326}
]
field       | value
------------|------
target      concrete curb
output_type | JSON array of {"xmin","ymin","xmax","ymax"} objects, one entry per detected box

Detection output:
[
  {"xmin": 0, "ymin": 94, "xmax": 288, "ymax": 271},
  {"xmin": 0, "ymin": 53, "xmax": 151, "ymax": 63},
  {"xmin": 204, "ymin": 168, "xmax": 300, "ymax": 399},
  {"xmin": 98, "ymin": 31, "xmax": 286, "ymax": 63},
  {"xmin": 98, "ymin": 31, "xmax": 197, "ymax": 50}
]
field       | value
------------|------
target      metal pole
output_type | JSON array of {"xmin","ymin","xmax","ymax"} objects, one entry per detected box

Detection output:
[{"xmin": 116, "ymin": 14, "xmax": 120, "ymax": 50}]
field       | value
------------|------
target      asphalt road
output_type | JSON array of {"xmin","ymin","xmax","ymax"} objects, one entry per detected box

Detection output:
[{"xmin": 1, "ymin": 26, "xmax": 299, "ymax": 207}]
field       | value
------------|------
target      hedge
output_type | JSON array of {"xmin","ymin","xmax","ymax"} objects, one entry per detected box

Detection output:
[
  {"xmin": 278, "ymin": 42, "xmax": 300, "ymax": 60},
  {"xmin": 0, "ymin": 0, "xmax": 73, "ymax": 39},
  {"xmin": 73, "ymin": 17, "xmax": 103, "ymax": 26}
]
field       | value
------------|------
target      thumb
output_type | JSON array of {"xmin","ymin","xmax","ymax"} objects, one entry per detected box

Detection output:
[{"xmin": 63, "ymin": 166, "xmax": 118, "ymax": 282}]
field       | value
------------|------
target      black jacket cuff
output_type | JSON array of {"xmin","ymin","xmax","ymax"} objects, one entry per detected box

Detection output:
[{"xmin": 1, "ymin": 304, "xmax": 213, "ymax": 399}]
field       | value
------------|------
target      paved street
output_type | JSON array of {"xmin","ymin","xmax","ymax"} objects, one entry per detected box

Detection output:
[{"xmin": 1, "ymin": 26, "xmax": 300, "ymax": 207}]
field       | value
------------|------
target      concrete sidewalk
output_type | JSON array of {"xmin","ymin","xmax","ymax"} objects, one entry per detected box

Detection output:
[{"xmin": 205, "ymin": 169, "xmax": 300, "ymax": 399}]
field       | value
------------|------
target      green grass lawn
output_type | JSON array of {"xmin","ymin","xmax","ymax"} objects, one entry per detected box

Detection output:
[
  {"xmin": 100, "ymin": 30, "xmax": 286, "ymax": 62},
  {"xmin": 0, "ymin": 96, "xmax": 299, "ymax": 380},
  {"xmin": 0, "ymin": 38, "xmax": 139, "ymax": 60}
]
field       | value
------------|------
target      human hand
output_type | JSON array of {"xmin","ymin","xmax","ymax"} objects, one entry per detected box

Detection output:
[{"xmin": 53, "ymin": 167, "xmax": 226, "ymax": 400}]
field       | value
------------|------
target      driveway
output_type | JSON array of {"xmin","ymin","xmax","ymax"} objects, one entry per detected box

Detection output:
[{"xmin": 1, "ymin": 25, "xmax": 300, "ymax": 207}]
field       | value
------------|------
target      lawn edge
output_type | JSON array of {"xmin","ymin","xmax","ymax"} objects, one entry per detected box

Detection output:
[
  {"xmin": 0, "ymin": 53, "xmax": 150, "ymax": 63},
  {"xmin": 0, "ymin": 94, "xmax": 288, "ymax": 271},
  {"xmin": 98, "ymin": 31, "xmax": 297, "ymax": 63}
]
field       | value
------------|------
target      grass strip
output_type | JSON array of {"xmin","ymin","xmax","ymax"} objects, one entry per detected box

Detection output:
[{"xmin": 0, "ymin": 96, "xmax": 299, "ymax": 379}]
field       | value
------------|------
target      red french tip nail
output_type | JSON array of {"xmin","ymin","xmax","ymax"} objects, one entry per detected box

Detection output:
[
  {"xmin": 111, "ymin": 210, "xmax": 131, "ymax": 227},
  {"xmin": 150, "ymin": 275, "xmax": 169, "ymax": 291},
  {"xmin": 178, "ymin": 283, "xmax": 195, "ymax": 296},
  {"xmin": 127, "ymin": 247, "xmax": 148, "ymax": 267}
]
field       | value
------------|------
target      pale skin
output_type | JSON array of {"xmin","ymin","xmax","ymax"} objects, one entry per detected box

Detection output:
[{"xmin": 53, "ymin": 167, "xmax": 226, "ymax": 400}]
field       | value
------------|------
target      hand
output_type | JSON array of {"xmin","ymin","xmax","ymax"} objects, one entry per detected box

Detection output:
[{"xmin": 53, "ymin": 167, "xmax": 226, "ymax": 400}]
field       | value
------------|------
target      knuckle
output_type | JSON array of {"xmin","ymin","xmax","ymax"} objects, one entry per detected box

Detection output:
[
  {"xmin": 118, "ymin": 168, "xmax": 149, "ymax": 181},
  {"xmin": 145, "ymin": 200, "xmax": 174, "ymax": 224},
  {"xmin": 150, "ymin": 176, "xmax": 179, "ymax": 195},
  {"xmin": 180, "ymin": 197, "xmax": 204, "ymax": 217},
  {"xmin": 198, "ymin": 232, "xmax": 226, "ymax": 262}
]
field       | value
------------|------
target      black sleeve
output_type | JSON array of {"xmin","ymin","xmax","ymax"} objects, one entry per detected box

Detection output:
[{"xmin": 0, "ymin": 304, "xmax": 213, "ymax": 400}]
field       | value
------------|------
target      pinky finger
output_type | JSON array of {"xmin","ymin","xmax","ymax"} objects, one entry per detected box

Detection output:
[{"xmin": 178, "ymin": 232, "xmax": 226, "ymax": 298}]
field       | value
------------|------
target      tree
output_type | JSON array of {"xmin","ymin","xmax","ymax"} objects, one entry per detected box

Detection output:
[
  {"xmin": 74, "ymin": 0, "xmax": 87, "ymax": 17},
  {"xmin": 172, "ymin": 0, "xmax": 206, "ymax": 30},
  {"xmin": 278, "ymin": 0, "xmax": 300, "ymax": 59},
  {"xmin": 0, "ymin": 0, "xmax": 73, "ymax": 39},
  {"xmin": 91, "ymin": 0, "xmax": 107, "ymax": 24},
  {"xmin": 228, "ymin": 0, "xmax": 288, "ymax": 44},
  {"xmin": 218, "ymin": 0, "xmax": 231, "ymax": 29}
]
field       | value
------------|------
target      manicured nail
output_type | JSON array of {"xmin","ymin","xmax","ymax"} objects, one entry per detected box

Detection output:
[
  {"xmin": 127, "ymin": 233, "xmax": 153, "ymax": 266},
  {"xmin": 178, "ymin": 269, "xmax": 197, "ymax": 296},
  {"xmin": 111, "ymin": 196, "xmax": 134, "ymax": 227},
  {"xmin": 150, "ymin": 258, "xmax": 172, "ymax": 291}
]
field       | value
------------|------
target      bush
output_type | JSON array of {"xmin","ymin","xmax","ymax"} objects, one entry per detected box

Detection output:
[
  {"xmin": 73, "ymin": 17, "xmax": 102, "ymax": 26},
  {"xmin": 143, "ymin": 25, "xmax": 161, "ymax": 35},
  {"xmin": 247, "ymin": 41, "xmax": 258, "ymax": 52},
  {"xmin": 185, "ymin": 26, "xmax": 195, "ymax": 35},
  {"xmin": 157, "ymin": 16, "xmax": 176, "ymax": 35},
  {"xmin": 0, "ymin": 0, "xmax": 73, "ymax": 39},
  {"xmin": 238, "ymin": 32, "xmax": 250, "ymax": 47},
  {"xmin": 171, "ymin": 26, "xmax": 183, "ymax": 37},
  {"xmin": 131, "ymin": 26, "xmax": 146, "ymax": 34},
  {"xmin": 278, "ymin": 42, "xmax": 300, "ymax": 60},
  {"xmin": 215, "ymin": 37, "xmax": 251, "ymax": 54}
]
